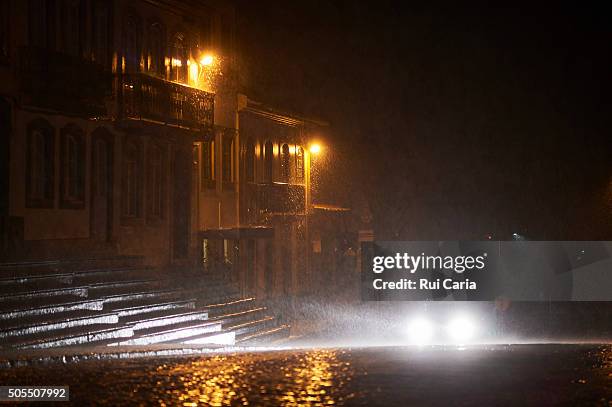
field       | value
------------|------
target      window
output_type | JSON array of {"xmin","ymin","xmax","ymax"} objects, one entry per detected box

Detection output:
[
  {"xmin": 296, "ymin": 146, "xmax": 304, "ymax": 181},
  {"xmin": 169, "ymin": 32, "xmax": 187, "ymax": 83},
  {"xmin": 26, "ymin": 119, "xmax": 55, "ymax": 208},
  {"xmin": 0, "ymin": 0, "xmax": 9, "ymax": 62},
  {"xmin": 59, "ymin": 124, "xmax": 85, "ymax": 208},
  {"xmin": 264, "ymin": 141, "xmax": 273, "ymax": 183},
  {"xmin": 222, "ymin": 136, "xmax": 234, "ymax": 183},
  {"xmin": 92, "ymin": 0, "xmax": 111, "ymax": 68},
  {"xmin": 124, "ymin": 12, "xmax": 142, "ymax": 72},
  {"xmin": 28, "ymin": 0, "xmax": 56, "ymax": 49},
  {"xmin": 94, "ymin": 138, "xmax": 108, "ymax": 197},
  {"xmin": 147, "ymin": 21, "xmax": 165, "ymax": 76},
  {"xmin": 121, "ymin": 138, "xmax": 142, "ymax": 217},
  {"xmin": 60, "ymin": 0, "xmax": 82, "ymax": 57},
  {"xmin": 201, "ymin": 139, "xmax": 215, "ymax": 188},
  {"xmin": 223, "ymin": 239, "xmax": 238, "ymax": 265},
  {"xmin": 202, "ymin": 238, "xmax": 209, "ymax": 271},
  {"xmin": 147, "ymin": 144, "xmax": 165, "ymax": 220},
  {"xmin": 245, "ymin": 138, "xmax": 255, "ymax": 183},
  {"xmin": 280, "ymin": 143, "xmax": 290, "ymax": 182}
]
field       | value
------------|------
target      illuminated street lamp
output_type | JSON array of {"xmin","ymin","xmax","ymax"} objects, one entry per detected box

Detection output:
[
  {"xmin": 200, "ymin": 54, "xmax": 214, "ymax": 66},
  {"xmin": 309, "ymin": 143, "xmax": 322, "ymax": 154}
]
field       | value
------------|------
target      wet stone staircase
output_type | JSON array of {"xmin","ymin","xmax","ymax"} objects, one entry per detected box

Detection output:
[{"xmin": 0, "ymin": 257, "xmax": 290, "ymax": 350}]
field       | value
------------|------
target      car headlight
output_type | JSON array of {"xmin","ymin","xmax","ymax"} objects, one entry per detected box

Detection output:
[
  {"xmin": 406, "ymin": 317, "xmax": 435, "ymax": 345},
  {"xmin": 446, "ymin": 315, "xmax": 477, "ymax": 343}
]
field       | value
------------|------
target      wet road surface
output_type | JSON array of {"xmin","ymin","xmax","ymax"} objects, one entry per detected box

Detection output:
[{"xmin": 0, "ymin": 344, "xmax": 610, "ymax": 406}]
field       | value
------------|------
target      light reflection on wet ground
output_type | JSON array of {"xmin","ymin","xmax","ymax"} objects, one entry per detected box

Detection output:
[{"xmin": 0, "ymin": 344, "xmax": 610, "ymax": 406}]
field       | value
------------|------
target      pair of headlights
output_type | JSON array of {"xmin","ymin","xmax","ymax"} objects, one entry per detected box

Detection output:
[{"xmin": 406, "ymin": 315, "xmax": 477, "ymax": 345}]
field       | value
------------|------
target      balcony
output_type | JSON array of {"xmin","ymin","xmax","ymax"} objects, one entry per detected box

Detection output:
[
  {"xmin": 244, "ymin": 183, "xmax": 306, "ymax": 217},
  {"xmin": 19, "ymin": 47, "xmax": 110, "ymax": 117},
  {"xmin": 119, "ymin": 73, "xmax": 214, "ymax": 132}
]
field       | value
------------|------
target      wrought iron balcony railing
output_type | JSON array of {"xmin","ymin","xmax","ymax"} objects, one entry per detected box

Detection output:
[
  {"xmin": 244, "ymin": 182, "xmax": 306, "ymax": 218},
  {"xmin": 119, "ymin": 73, "xmax": 214, "ymax": 132}
]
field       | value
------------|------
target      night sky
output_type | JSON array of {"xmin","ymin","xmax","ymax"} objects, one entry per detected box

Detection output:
[{"xmin": 235, "ymin": 2, "xmax": 611, "ymax": 240}]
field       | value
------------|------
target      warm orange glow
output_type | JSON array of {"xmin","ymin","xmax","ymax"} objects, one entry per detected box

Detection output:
[
  {"xmin": 189, "ymin": 60, "xmax": 199, "ymax": 85},
  {"xmin": 310, "ymin": 143, "xmax": 322, "ymax": 154},
  {"xmin": 171, "ymin": 58, "xmax": 182, "ymax": 67},
  {"xmin": 200, "ymin": 54, "xmax": 214, "ymax": 66}
]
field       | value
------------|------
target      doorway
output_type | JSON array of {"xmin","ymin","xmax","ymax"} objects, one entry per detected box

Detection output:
[{"xmin": 90, "ymin": 128, "xmax": 114, "ymax": 242}]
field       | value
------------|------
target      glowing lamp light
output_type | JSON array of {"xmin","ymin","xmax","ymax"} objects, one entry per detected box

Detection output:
[
  {"xmin": 189, "ymin": 61, "xmax": 199, "ymax": 84},
  {"xmin": 200, "ymin": 54, "xmax": 214, "ymax": 66},
  {"xmin": 309, "ymin": 143, "xmax": 322, "ymax": 154},
  {"xmin": 446, "ymin": 316, "xmax": 476, "ymax": 343},
  {"xmin": 406, "ymin": 317, "xmax": 434, "ymax": 345}
]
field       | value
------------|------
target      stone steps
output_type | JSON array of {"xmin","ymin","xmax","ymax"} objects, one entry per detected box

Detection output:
[
  {"xmin": 0, "ymin": 312, "xmax": 119, "ymax": 339},
  {"xmin": 0, "ymin": 257, "xmax": 290, "ymax": 349},
  {"xmin": 17, "ymin": 324, "xmax": 135, "ymax": 350},
  {"xmin": 0, "ymin": 266, "xmax": 156, "ymax": 294},
  {"xmin": 236, "ymin": 324, "xmax": 291, "ymax": 345},
  {"xmin": 111, "ymin": 320, "xmax": 223, "ymax": 346}
]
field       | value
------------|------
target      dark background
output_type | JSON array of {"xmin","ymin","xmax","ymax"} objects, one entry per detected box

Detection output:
[{"xmin": 235, "ymin": 2, "xmax": 611, "ymax": 240}]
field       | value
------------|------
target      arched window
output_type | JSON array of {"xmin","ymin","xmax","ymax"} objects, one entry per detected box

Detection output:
[
  {"xmin": 28, "ymin": 0, "xmax": 55, "ymax": 49},
  {"xmin": 60, "ymin": 0, "xmax": 81, "ymax": 57},
  {"xmin": 121, "ymin": 138, "xmax": 142, "ymax": 218},
  {"xmin": 147, "ymin": 144, "xmax": 165, "ymax": 219},
  {"xmin": 147, "ymin": 21, "xmax": 165, "ymax": 76},
  {"xmin": 245, "ymin": 138, "xmax": 255, "ymax": 183},
  {"xmin": 1, "ymin": 0, "xmax": 10, "ymax": 62},
  {"xmin": 280, "ymin": 143, "xmax": 290, "ymax": 182},
  {"xmin": 169, "ymin": 32, "xmax": 187, "ymax": 83},
  {"xmin": 296, "ymin": 146, "xmax": 304, "ymax": 182},
  {"xmin": 124, "ymin": 13, "xmax": 142, "ymax": 72},
  {"xmin": 26, "ymin": 118, "xmax": 55, "ymax": 208},
  {"xmin": 264, "ymin": 141, "xmax": 273, "ymax": 184},
  {"xmin": 60, "ymin": 124, "xmax": 85, "ymax": 208},
  {"xmin": 92, "ymin": 0, "xmax": 111, "ymax": 67}
]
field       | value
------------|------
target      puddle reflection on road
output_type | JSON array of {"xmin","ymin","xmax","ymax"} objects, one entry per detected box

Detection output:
[{"xmin": 145, "ymin": 349, "xmax": 356, "ymax": 406}]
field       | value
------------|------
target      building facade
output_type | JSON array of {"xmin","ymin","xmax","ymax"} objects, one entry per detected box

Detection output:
[
  {"xmin": 0, "ymin": 0, "xmax": 236, "ymax": 266},
  {"xmin": 0, "ymin": 0, "xmax": 344, "ymax": 300}
]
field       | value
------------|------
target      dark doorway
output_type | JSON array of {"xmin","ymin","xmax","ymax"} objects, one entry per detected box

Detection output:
[
  {"xmin": 0, "ymin": 98, "xmax": 10, "ymax": 217},
  {"xmin": 246, "ymin": 239, "xmax": 256, "ymax": 294},
  {"xmin": 172, "ymin": 146, "xmax": 191, "ymax": 260},
  {"xmin": 264, "ymin": 141, "xmax": 273, "ymax": 183},
  {"xmin": 264, "ymin": 239, "xmax": 274, "ymax": 295},
  {"xmin": 90, "ymin": 128, "xmax": 114, "ymax": 242}
]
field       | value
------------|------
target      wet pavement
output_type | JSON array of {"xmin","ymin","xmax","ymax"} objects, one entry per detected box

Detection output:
[{"xmin": 0, "ymin": 344, "xmax": 610, "ymax": 406}]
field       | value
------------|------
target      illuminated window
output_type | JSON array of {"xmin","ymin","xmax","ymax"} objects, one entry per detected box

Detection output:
[
  {"xmin": 59, "ymin": 124, "xmax": 85, "ymax": 208},
  {"xmin": 264, "ymin": 141, "xmax": 273, "ymax": 183},
  {"xmin": 245, "ymin": 138, "xmax": 255, "ymax": 183},
  {"xmin": 121, "ymin": 138, "xmax": 142, "ymax": 217},
  {"xmin": 223, "ymin": 239, "xmax": 238, "ymax": 265},
  {"xmin": 169, "ymin": 33, "xmax": 187, "ymax": 83},
  {"xmin": 296, "ymin": 146, "xmax": 304, "ymax": 181},
  {"xmin": 280, "ymin": 143, "xmax": 290, "ymax": 182},
  {"xmin": 26, "ymin": 119, "xmax": 55, "ymax": 208},
  {"xmin": 202, "ymin": 239, "xmax": 209, "ymax": 270},
  {"xmin": 147, "ymin": 144, "xmax": 165, "ymax": 220},
  {"xmin": 201, "ymin": 139, "xmax": 215, "ymax": 189}
]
